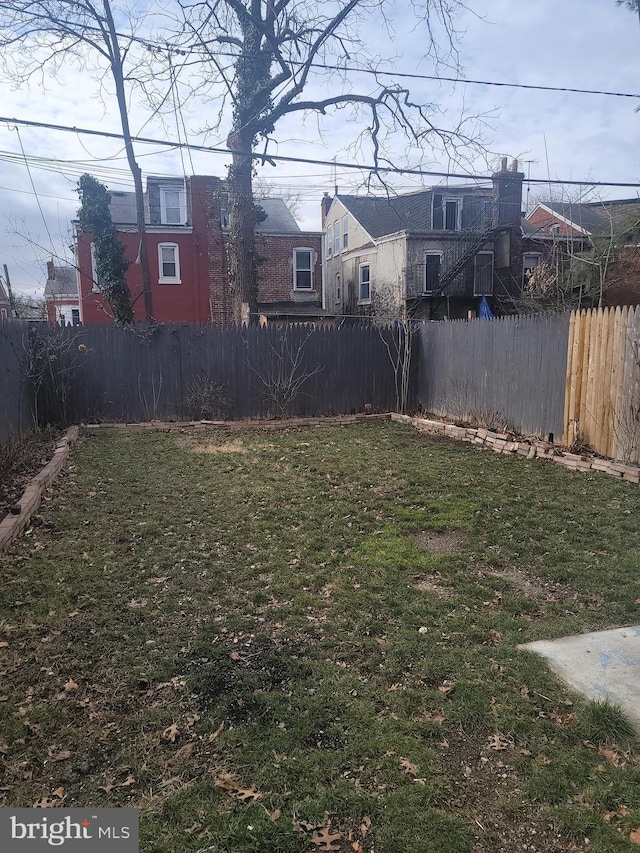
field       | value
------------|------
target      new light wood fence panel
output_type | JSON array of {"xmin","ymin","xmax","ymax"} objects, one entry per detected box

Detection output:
[{"xmin": 563, "ymin": 306, "xmax": 640, "ymax": 464}]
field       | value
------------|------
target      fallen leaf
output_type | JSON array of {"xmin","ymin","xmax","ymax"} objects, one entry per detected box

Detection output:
[
  {"xmin": 488, "ymin": 734, "xmax": 509, "ymax": 751},
  {"xmin": 175, "ymin": 742, "xmax": 196, "ymax": 759},
  {"xmin": 630, "ymin": 827, "xmax": 640, "ymax": 845},
  {"xmin": 360, "ymin": 816, "xmax": 371, "ymax": 837},
  {"xmin": 50, "ymin": 750, "xmax": 71, "ymax": 762},
  {"xmin": 33, "ymin": 798, "xmax": 57, "ymax": 808},
  {"xmin": 270, "ymin": 808, "xmax": 281, "ymax": 822},
  {"xmin": 52, "ymin": 787, "xmax": 65, "ymax": 799},
  {"xmin": 147, "ymin": 577, "xmax": 170, "ymax": 585},
  {"xmin": 311, "ymin": 827, "xmax": 343, "ymax": 851},
  {"xmin": 161, "ymin": 723, "xmax": 180, "ymax": 743},
  {"xmin": 352, "ymin": 843, "xmax": 363, "ymax": 852},
  {"xmin": 387, "ymin": 683, "xmax": 402, "ymax": 692},
  {"xmin": 599, "ymin": 747, "xmax": 625, "ymax": 768},
  {"xmin": 208, "ymin": 721, "xmax": 225, "ymax": 742},
  {"xmin": 230, "ymin": 651, "xmax": 241, "ymax": 661},
  {"xmin": 400, "ymin": 758, "xmax": 419, "ymax": 776},
  {"xmin": 0, "ymin": 641, "xmax": 8, "ymax": 648},
  {"xmin": 604, "ymin": 804, "xmax": 629, "ymax": 822},
  {"xmin": 438, "ymin": 683, "xmax": 455, "ymax": 695},
  {"xmin": 63, "ymin": 678, "xmax": 78, "ymax": 692},
  {"xmin": 0, "ymin": 743, "xmax": 10, "ymax": 755},
  {"xmin": 68, "ymin": 610, "xmax": 79, "ymax": 618}
]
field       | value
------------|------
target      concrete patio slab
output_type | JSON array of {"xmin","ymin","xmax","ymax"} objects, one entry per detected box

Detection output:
[{"xmin": 522, "ymin": 625, "xmax": 640, "ymax": 732}]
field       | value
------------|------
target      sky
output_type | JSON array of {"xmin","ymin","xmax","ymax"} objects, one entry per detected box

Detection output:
[{"xmin": 0, "ymin": 0, "xmax": 639, "ymax": 301}]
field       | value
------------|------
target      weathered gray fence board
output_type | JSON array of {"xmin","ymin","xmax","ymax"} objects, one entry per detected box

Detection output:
[
  {"xmin": 0, "ymin": 320, "xmax": 34, "ymax": 443},
  {"xmin": 41, "ymin": 323, "xmax": 397, "ymax": 424},
  {"xmin": 418, "ymin": 313, "xmax": 570, "ymax": 437}
]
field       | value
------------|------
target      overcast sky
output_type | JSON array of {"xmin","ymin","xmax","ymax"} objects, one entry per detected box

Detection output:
[{"xmin": 1, "ymin": 0, "xmax": 639, "ymax": 299}]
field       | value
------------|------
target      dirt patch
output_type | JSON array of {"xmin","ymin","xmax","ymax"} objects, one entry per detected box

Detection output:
[
  {"xmin": 415, "ymin": 529, "xmax": 465, "ymax": 555},
  {"xmin": 411, "ymin": 573, "xmax": 452, "ymax": 598},
  {"xmin": 486, "ymin": 565, "xmax": 578, "ymax": 605},
  {"xmin": 177, "ymin": 436, "xmax": 276, "ymax": 455}
]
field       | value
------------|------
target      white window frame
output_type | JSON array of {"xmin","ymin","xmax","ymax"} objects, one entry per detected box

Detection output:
[
  {"xmin": 159, "ymin": 185, "xmax": 186, "ymax": 225},
  {"xmin": 158, "ymin": 242, "xmax": 181, "ymax": 284},
  {"xmin": 473, "ymin": 251, "xmax": 494, "ymax": 296},
  {"xmin": 342, "ymin": 216, "xmax": 349, "ymax": 250},
  {"xmin": 293, "ymin": 248, "xmax": 314, "ymax": 291},
  {"xmin": 326, "ymin": 223, "xmax": 333, "ymax": 258},
  {"xmin": 358, "ymin": 263, "xmax": 371, "ymax": 303},
  {"xmin": 333, "ymin": 222, "xmax": 340, "ymax": 256},
  {"xmin": 423, "ymin": 251, "xmax": 442, "ymax": 295}
]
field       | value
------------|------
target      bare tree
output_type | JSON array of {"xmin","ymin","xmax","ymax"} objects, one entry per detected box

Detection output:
[
  {"xmin": 0, "ymin": 0, "xmax": 155, "ymax": 320},
  {"xmin": 175, "ymin": 0, "xmax": 485, "ymax": 322}
]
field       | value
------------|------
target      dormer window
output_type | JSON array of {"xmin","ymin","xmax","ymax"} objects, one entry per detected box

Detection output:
[{"xmin": 160, "ymin": 185, "xmax": 185, "ymax": 225}]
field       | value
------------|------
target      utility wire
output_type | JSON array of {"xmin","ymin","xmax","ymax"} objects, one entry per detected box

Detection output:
[
  {"xmin": 2, "ymin": 115, "xmax": 640, "ymax": 189},
  {"xmin": 14, "ymin": 126, "xmax": 56, "ymax": 255}
]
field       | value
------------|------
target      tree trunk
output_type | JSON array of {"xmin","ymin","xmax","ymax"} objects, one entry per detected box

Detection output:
[
  {"xmin": 227, "ymin": 127, "xmax": 260, "ymax": 324},
  {"xmin": 102, "ymin": 0, "xmax": 153, "ymax": 322}
]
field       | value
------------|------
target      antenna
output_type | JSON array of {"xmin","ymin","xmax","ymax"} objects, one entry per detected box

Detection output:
[{"xmin": 333, "ymin": 157, "xmax": 338, "ymax": 196}]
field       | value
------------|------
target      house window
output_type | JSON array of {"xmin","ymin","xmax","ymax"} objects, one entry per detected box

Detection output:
[
  {"xmin": 0, "ymin": 308, "xmax": 7, "ymax": 318},
  {"xmin": 293, "ymin": 249, "xmax": 313, "ymax": 290},
  {"xmin": 473, "ymin": 252, "xmax": 494, "ymax": 296},
  {"xmin": 342, "ymin": 216, "xmax": 349, "ymax": 249},
  {"xmin": 72, "ymin": 309, "xmax": 80, "ymax": 326},
  {"xmin": 358, "ymin": 263, "xmax": 371, "ymax": 302},
  {"xmin": 326, "ymin": 223, "xmax": 333, "ymax": 258},
  {"xmin": 334, "ymin": 223, "xmax": 340, "ymax": 256},
  {"xmin": 160, "ymin": 185, "xmax": 185, "ymax": 225},
  {"xmin": 90, "ymin": 242, "xmax": 103, "ymax": 293},
  {"xmin": 158, "ymin": 243, "xmax": 181, "ymax": 283},
  {"xmin": 445, "ymin": 200, "xmax": 459, "ymax": 231},
  {"xmin": 335, "ymin": 272, "xmax": 341, "ymax": 302},
  {"xmin": 432, "ymin": 193, "xmax": 443, "ymax": 229},
  {"xmin": 423, "ymin": 252, "xmax": 441, "ymax": 294},
  {"xmin": 523, "ymin": 253, "xmax": 543, "ymax": 284},
  {"xmin": 59, "ymin": 311, "xmax": 67, "ymax": 325}
]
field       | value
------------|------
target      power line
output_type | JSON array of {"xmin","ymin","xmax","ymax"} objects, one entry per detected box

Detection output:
[
  {"xmin": 2, "ymin": 114, "xmax": 640, "ymax": 189},
  {"xmin": 91, "ymin": 24, "xmax": 640, "ymax": 101}
]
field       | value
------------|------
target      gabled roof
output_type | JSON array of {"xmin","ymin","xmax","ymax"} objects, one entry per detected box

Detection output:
[
  {"xmin": 44, "ymin": 267, "xmax": 78, "ymax": 299},
  {"xmin": 335, "ymin": 185, "xmax": 493, "ymax": 239},
  {"xmin": 255, "ymin": 198, "xmax": 300, "ymax": 233},
  {"xmin": 529, "ymin": 199, "xmax": 640, "ymax": 236}
]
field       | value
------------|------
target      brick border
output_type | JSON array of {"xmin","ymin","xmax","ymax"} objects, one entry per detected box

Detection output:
[
  {"xmin": 82, "ymin": 414, "xmax": 391, "ymax": 433},
  {"xmin": 391, "ymin": 414, "xmax": 640, "ymax": 485},
  {"xmin": 0, "ymin": 426, "xmax": 80, "ymax": 552}
]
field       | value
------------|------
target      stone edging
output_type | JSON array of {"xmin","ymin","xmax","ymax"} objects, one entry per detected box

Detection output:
[
  {"xmin": 391, "ymin": 414, "xmax": 640, "ymax": 485},
  {"xmin": 82, "ymin": 413, "xmax": 391, "ymax": 433},
  {"xmin": 0, "ymin": 426, "xmax": 80, "ymax": 553}
]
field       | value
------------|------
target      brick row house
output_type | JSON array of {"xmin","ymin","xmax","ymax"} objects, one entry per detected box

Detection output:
[
  {"xmin": 44, "ymin": 262, "xmax": 81, "ymax": 325},
  {"xmin": 522, "ymin": 198, "xmax": 640, "ymax": 307},
  {"xmin": 321, "ymin": 159, "xmax": 525, "ymax": 321},
  {"xmin": 74, "ymin": 175, "xmax": 323, "ymax": 325}
]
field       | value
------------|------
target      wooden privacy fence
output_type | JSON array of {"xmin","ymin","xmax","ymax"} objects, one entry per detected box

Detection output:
[
  {"xmin": 39, "ymin": 323, "xmax": 400, "ymax": 424},
  {"xmin": 0, "ymin": 319, "xmax": 35, "ymax": 443},
  {"xmin": 418, "ymin": 313, "xmax": 570, "ymax": 439},
  {"xmin": 563, "ymin": 306, "xmax": 640, "ymax": 464}
]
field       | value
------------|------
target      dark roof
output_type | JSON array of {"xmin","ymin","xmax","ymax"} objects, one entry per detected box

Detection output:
[
  {"xmin": 537, "ymin": 199, "xmax": 640, "ymax": 235},
  {"xmin": 255, "ymin": 198, "xmax": 300, "ymax": 233},
  {"xmin": 44, "ymin": 267, "xmax": 78, "ymax": 299},
  {"xmin": 336, "ymin": 185, "xmax": 493, "ymax": 239},
  {"xmin": 109, "ymin": 191, "xmax": 139, "ymax": 225}
]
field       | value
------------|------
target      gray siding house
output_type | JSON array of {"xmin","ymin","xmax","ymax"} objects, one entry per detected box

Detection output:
[{"xmin": 322, "ymin": 159, "xmax": 525, "ymax": 320}]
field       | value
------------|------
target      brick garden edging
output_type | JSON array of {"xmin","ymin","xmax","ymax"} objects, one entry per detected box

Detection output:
[
  {"xmin": 0, "ymin": 426, "xmax": 80, "ymax": 552},
  {"xmin": 391, "ymin": 414, "xmax": 640, "ymax": 485}
]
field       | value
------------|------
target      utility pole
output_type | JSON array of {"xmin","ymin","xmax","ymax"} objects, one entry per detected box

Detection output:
[{"xmin": 3, "ymin": 263, "xmax": 16, "ymax": 315}]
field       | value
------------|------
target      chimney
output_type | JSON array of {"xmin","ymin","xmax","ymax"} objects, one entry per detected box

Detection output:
[
  {"xmin": 492, "ymin": 157, "xmax": 525, "ymax": 228},
  {"xmin": 321, "ymin": 193, "xmax": 332, "ymax": 228},
  {"xmin": 47, "ymin": 260, "xmax": 55, "ymax": 280}
]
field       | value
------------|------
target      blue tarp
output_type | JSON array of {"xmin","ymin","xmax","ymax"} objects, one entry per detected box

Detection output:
[{"xmin": 478, "ymin": 296, "xmax": 495, "ymax": 319}]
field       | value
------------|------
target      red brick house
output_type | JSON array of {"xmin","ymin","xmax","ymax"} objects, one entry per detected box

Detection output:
[
  {"xmin": 523, "ymin": 199, "xmax": 640, "ymax": 307},
  {"xmin": 75, "ymin": 175, "xmax": 323, "ymax": 325}
]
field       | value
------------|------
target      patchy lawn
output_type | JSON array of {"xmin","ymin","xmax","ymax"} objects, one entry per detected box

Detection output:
[{"xmin": 1, "ymin": 422, "xmax": 640, "ymax": 853}]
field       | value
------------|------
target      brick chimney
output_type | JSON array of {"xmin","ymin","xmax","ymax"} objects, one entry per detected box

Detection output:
[
  {"xmin": 492, "ymin": 158, "xmax": 524, "ymax": 228},
  {"xmin": 321, "ymin": 193, "xmax": 332, "ymax": 228},
  {"xmin": 46, "ymin": 260, "xmax": 55, "ymax": 280}
]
